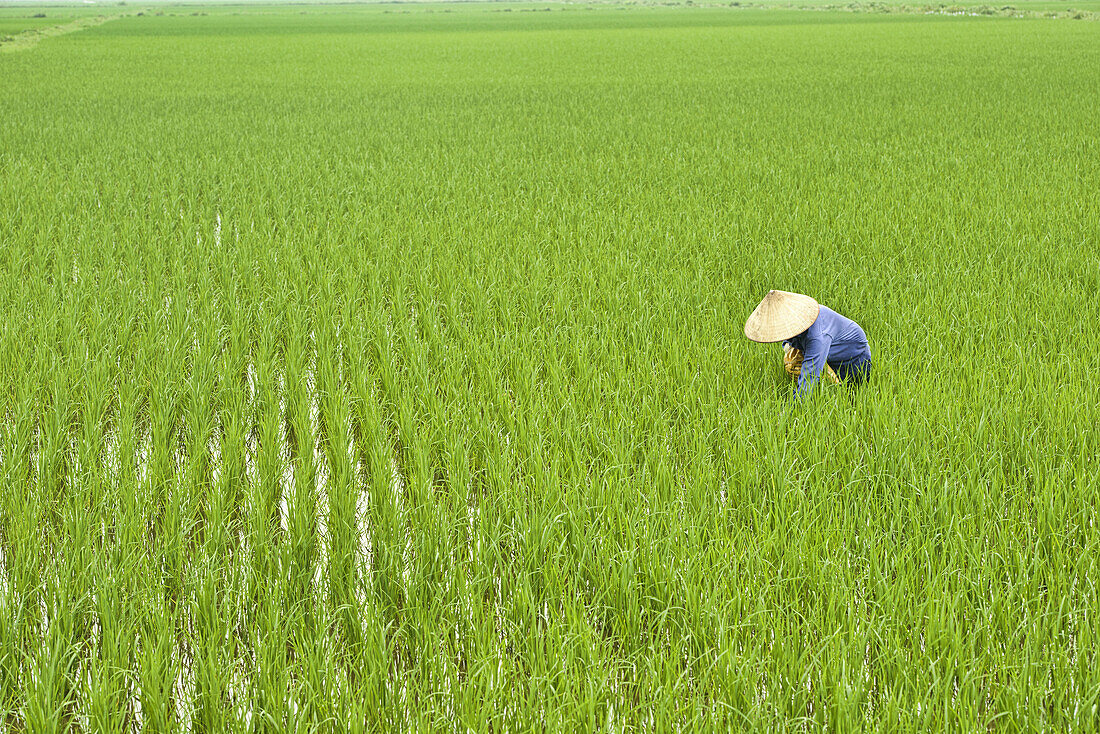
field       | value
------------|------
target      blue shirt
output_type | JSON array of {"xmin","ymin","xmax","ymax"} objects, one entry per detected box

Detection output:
[{"xmin": 783, "ymin": 305, "xmax": 870, "ymax": 396}]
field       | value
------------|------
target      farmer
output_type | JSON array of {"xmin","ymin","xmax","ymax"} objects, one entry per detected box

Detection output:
[{"xmin": 744, "ymin": 290, "xmax": 871, "ymax": 396}]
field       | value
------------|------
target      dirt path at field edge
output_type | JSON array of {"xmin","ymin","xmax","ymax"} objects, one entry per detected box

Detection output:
[{"xmin": 0, "ymin": 13, "xmax": 125, "ymax": 54}]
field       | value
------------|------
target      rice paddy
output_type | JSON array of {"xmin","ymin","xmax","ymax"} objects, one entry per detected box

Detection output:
[{"xmin": 1, "ymin": 1, "xmax": 1098, "ymax": 729}]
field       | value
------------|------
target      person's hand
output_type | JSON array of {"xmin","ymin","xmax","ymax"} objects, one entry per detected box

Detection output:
[{"xmin": 783, "ymin": 344, "xmax": 803, "ymax": 377}]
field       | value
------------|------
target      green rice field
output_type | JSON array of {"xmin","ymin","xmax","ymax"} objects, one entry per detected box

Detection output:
[{"xmin": 1, "ymin": 1, "xmax": 1098, "ymax": 729}]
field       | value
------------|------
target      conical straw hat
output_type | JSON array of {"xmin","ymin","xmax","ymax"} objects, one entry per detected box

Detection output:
[{"xmin": 743, "ymin": 290, "xmax": 820, "ymax": 343}]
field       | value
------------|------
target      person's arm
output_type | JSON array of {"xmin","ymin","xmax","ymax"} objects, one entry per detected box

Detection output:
[{"xmin": 795, "ymin": 332, "xmax": 833, "ymax": 397}]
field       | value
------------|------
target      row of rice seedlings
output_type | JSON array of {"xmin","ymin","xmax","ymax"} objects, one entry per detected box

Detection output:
[
  {"xmin": 2, "ymin": 200, "xmax": 1097, "ymax": 728},
  {"xmin": 0, "ymin": 220, "xmax": 1096, "ymax": 728}
]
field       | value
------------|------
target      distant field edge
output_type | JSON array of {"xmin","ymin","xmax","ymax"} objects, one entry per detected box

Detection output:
[
  {"xmin": 0, "ymin": 12, "xmax": 124, "ymax": 53},
  {"xmin": 722, "ymin": 0, "xmax": 1100, "ymax": 21},
  {"xmin": 2, "ymin": 0, "xmax": 1100, "ymax": 26}
]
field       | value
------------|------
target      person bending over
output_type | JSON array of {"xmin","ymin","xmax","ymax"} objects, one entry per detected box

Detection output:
[{"xmin": 744, "ymin": 290, "xmax": 871, "ymax": 397}]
